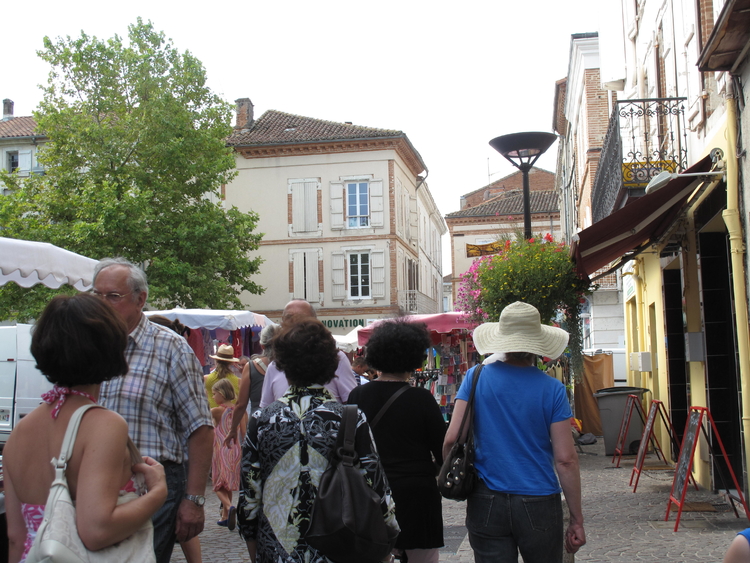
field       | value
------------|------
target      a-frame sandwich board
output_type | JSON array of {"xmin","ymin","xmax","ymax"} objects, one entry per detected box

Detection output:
[{"xmin": 666, "ymin": 406, "xmax": 750, "ymax": 531}]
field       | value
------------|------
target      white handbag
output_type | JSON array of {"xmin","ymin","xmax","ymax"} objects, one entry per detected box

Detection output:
[{"xmin": 25, "ymin": 404, "xmax": 156, "ymax": 563}]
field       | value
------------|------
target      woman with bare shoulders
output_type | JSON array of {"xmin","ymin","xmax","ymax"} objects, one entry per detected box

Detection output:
[{"xmin": 3, "ymin": 294, "xmax": 167, "ymax": 563}]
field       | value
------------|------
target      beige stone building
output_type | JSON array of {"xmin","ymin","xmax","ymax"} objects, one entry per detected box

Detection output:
[
  {"xmin": 0, "ymin": 100, "xmax": 46, "ymax": 192},
  {"xmin": 225, "ymin": 99, "xmax": 446, "ymax": 332},
  {"xmin": 445, "ymin": 168, "xmax": 560, "ymax": 305}
]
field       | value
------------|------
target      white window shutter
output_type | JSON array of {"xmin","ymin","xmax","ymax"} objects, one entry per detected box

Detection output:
[
  {"xmin": 409, "ymin": 195, "xmax": 418, "ymax": 243},
  {"xmin": 305, "ymin": 250, "xmax": 320, "ymax": 303},
  {"xmin": 331, "ymin": 251, "xmax": 346, "ymax": 300},
  {"xmin": 291, "ymin": 185, "xmax": 306, "ymax": 233},
  {"xmin": 371, "ymin": 250, "xmax": 386, "ymax": 299},
  {"xmin": 291, "ymin": 251, "xmax": 305, "ymax": 299},
  {"xmin": 370, "ymin": 180, "xmax": 384, "ymax": 227},
  {"xmin": 303, "ymin": 181, "xmax": 318, "ymax": 231},
  {"xmin": 18, "ymin": 149, "xmax": 32, "ymax": 172},
  {"xmin": 330, "ymin": 182, "xmax": 344, "ymax": 230}
]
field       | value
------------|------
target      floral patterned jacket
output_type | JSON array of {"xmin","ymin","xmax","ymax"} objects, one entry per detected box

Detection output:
[{"xmin": 237, "ymin": 385, "xmax": 399, "ymax": 562}]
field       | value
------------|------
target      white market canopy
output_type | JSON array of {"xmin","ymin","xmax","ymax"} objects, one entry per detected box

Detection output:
[
  {"xmin": 145, "ymin": 308, "xmax": 270, "ymax": 331},
  {"xmin": 333, "ymin": 326, "xmax": 364, "ymax": 353},
  {"xmin": 0, "ymin": 237, "xmax": 99, "ymax": 291}
]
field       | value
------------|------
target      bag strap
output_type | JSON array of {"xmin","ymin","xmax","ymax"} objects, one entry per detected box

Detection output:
[
  {"xmin": 370, "ymin": 385, "xmax": 409, "ymax": 429},
  {"xmin": 454, "ymin": 364, "xmax": 483, "ymax": 447},
  {"xmin": 50, "ymin": 403, "xmax": 101, "ymax": 489},
  {"xmin": 337, "ymin": 405, "xmax": 359, "ymax": 467},
  {"xmin": 252, "ymin": 358, "xmax": 267, "ymax": 375}
]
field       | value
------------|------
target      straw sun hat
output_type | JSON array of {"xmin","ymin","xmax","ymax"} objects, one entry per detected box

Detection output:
[
  {"xmin": 209, "ymin": 344, "xmax": 239, "ymax": 363},
  {"xmin": 472, "ymin": 302, "xmax": 569, "ymax": 359}
]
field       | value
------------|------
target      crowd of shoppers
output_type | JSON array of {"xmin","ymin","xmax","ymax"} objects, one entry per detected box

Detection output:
[{"xmin": 5, "ymin": 261, "xmax": 587, "ymax": 563}]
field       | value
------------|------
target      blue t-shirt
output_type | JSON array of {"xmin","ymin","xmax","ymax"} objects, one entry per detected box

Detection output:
[
  {"xmin": 737, "ymin": 528, "xmax": 750, "ymax": 543},
  {"xmin": 456, "ymin": 361, "xmax": 573, "ymax": 495}
]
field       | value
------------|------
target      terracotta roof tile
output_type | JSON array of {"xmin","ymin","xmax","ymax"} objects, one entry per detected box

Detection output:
[
  {"xmin": 0, "ymin": 116, "xmax": 40, "ymax": 139},
  {"xmin": 227, "ymin": 110, "xmax": 404, "ymax": 146},
  {"xmin": 446, "ymin": 189, "xmax": 559, "ymax": 218}
]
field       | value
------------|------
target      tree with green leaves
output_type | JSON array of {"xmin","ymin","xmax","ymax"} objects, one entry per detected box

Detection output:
[{"xmin": 0, "ymin": 19, "xmax": 263, "ymax": 320}]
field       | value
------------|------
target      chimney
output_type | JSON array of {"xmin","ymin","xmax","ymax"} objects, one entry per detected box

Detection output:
[
  {"xmin": 2, "ymin": 99, "xmax": 13, "ymax": 121},
  {"xmin": 234, "ymin": 98, "xmax": 254, "ymax": 131}
]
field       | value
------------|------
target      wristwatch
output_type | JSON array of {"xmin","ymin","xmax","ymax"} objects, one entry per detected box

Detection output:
[{"xmin": 185, "ymin": 494, "xmax": 206, "ymax": 507}]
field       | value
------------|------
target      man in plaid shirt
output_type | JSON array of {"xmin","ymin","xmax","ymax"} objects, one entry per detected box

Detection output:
[{"xmin": 94, "ymin": 258, "xmax": 214, "ymax": 563}]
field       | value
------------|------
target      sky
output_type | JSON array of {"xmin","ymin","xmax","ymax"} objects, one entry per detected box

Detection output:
[{"xmin": 1, "ymin": 0, "xmax": 603, "ymax": 274}]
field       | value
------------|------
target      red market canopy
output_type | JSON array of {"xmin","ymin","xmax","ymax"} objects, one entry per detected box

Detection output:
[{"xmin": 357, "ymin": 312, "xmax": 476, "ymax": 346}]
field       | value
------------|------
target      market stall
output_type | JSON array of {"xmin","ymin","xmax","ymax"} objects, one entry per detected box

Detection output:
[
  {"xmin": 358, "ymin": 312, "xmax": 478, "ymax": 420},
  {"xmin": 145, "ymin": 308, "xmax": 271, "ymax": 372}
]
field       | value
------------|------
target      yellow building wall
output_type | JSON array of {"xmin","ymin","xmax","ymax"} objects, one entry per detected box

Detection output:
[{"xmin": 624, "ymin": 120, "xmax": 738, "ymax": 489}]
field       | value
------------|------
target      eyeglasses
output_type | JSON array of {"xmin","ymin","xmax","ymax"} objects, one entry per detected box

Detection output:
[{"xmin": 91, "ymin": 290, "xmax": 133, "ymax": 303}]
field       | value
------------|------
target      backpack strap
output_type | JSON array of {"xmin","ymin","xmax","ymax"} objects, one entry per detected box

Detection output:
[{"xmin": 337, "ymin": 405, "xmax": 359, "ymax": 467}]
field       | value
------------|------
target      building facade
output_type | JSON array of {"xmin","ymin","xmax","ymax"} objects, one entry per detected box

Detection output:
[
  {"xmin": 225, "ymin": 99, "xmax": 446, "ymax": 332},
  {"xmin": 571, "ymin": 0, "xmax": 750, "ymax": 494},
  {"xmin": 0, "ymin": 100, "xmax": 45, "ymax": 193},
  {"xmin": 445, "ymin": 168, "xmax": 560, "ymax": 306},
  {"xmin": 554, "ymin": 34, "xmax": 625, "ymax": 352}
]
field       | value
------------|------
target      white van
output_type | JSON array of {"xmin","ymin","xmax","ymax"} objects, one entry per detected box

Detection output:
[{"xmin": 0, "ymin": 324, "xmax": 53, "ymax": 450}]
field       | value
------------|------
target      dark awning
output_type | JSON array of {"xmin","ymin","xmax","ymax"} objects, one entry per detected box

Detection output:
[
  {"xmin": 572, "ymin": 156, "xmax": 714, "ymax": 279},
  {"xmin": 697, "ymin": 0, "xmax": 750, "ymax": 72}
]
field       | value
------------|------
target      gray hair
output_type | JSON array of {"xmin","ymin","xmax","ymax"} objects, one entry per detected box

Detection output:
[
  {"xmin": 94, "ymin": 257, "xmax": 149, "ymax": 298},
  {"xmin": 259, "ymin": 322, "xmax": 279, "ymax": 361}
]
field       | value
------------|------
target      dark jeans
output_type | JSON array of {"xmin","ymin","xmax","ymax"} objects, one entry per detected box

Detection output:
[
  {"xmin": 152, "ymin": 462, "xmax": 186, "ymax": 563},
  {"xmin": 466, "ymin": 479, "xmax": 563, "ymax": 563}
]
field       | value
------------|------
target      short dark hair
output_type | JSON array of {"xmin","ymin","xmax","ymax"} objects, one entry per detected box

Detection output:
[
  {"xmin": 366, "ymin": 319, "xmax": 430, "ymax": 373},
  {"xmin": 352, "ymin": 357, "xmax": 368, "ymax": 369},
  {"xmin": 31, "ymin": 293, "xmax": 129, "ymax": 386},
  {"xmin": 273, "ymin": 319, "xmax": 338, "ymax": 387},
  {"xmin": 505, "ymin": 352, "xmax": 537, "ymax": 364}
]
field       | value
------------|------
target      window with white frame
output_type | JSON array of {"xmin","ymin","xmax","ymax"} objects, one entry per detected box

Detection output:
[
  {"xmin": 290, "ymin": 249, "xmax": 320, "ymax": 303},
  {"xmin": 7, "ymin": 151, "xmax": 19, "ymax": 172},
  {"xmin": 347, "ymin": 181, "xmax": 369, "ymax": 228},
  {"xmin": 349, "ymin": 251, "xmax": 370, "ymax": 297},
  {"xmin": 5, "ymin": 149, "xmax": 31, "ymax": 174},
  {"xmin": 331, "ymin": 249, "xmax": 385, "ymax": 300},
  {"xmin": 289, "ymin": 178, "xmax": 320, "ymax": 234},
  {"xmin": 330, "ymin": 177, "xmax": 384, "ymax": 230}
]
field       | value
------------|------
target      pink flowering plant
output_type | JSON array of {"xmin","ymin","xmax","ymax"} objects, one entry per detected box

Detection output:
[{"xmin": 457, "ymin": 233, "xmax": 594, "ymax": 380}]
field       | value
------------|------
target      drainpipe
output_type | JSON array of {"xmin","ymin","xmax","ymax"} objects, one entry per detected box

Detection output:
[{"xmin": 721, "ymin": 96, "xmax": 750, "ymax": 492}]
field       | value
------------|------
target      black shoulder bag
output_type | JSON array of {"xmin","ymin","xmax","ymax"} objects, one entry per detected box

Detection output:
[
  {"xmin": 438, "ymin": 364, "xmax": 484, "ymax": 501},
  {"xmin": 306, "ymin": 405, "xmax": 397, "ymax": 563}
]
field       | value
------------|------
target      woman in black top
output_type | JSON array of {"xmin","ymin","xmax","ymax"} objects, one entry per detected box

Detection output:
[{"xmin": 348, "ymin": 319, "xmax": 446, "ymax": 563}]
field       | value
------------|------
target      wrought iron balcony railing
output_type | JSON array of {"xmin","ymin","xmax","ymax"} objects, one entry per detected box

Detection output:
[
  {"xmin": 398, "ymin": 290, "xmax": 440, "ymax": 314},
  {"xmin": 592, "ymin": 98, "xmax": 688, "ymax": 222}
]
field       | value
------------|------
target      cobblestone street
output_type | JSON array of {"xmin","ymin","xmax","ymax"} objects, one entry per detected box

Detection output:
[{"xmin": 172, "ymin": 439, "xmax": 749, "ymax": 562}]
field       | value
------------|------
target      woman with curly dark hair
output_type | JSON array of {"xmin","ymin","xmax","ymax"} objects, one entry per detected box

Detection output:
[
  {"xmin": 348, "ymin": 319, "xmax": 446, "ymax": 563},
  {"xmin": 237, "ymin": 318, "xmax": 399, "ymax": 563}
]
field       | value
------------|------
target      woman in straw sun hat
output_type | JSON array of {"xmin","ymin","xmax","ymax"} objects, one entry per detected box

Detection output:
[
  {"xmin": 443, "ymin": 301, "xmax": 585, "ymax": 563},
  {"xmin": 204, "ymin": 344, "xmax": 241, "ymax": 409}
]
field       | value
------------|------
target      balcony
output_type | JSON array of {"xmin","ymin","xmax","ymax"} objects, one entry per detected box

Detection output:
[
  {"xmin": 398, "ymin": 290, "xmax": 440, "ymax": 314},
  {"xmin": 592, "ymin": 98, "xmax": 688, "ymax": 222}
]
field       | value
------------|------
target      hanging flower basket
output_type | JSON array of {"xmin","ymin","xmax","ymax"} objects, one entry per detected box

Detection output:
[{"xmin": 456, "ymin": 234, "xmax": 595, "ymax": 381}]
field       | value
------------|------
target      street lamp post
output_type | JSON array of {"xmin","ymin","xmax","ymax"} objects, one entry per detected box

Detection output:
[{"xmin": 489, "ymin": 132, "xmax": 557, "ymax": 240}]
